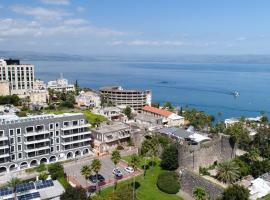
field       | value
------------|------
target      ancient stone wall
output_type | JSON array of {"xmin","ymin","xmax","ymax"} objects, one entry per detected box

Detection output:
[
  {"xmin": 178, "ymin": 134, "xmax": 234, "ymax": 171},
  {"xmin": 180, "ymin": 170, "xmax": 224, "ymax": 200}
]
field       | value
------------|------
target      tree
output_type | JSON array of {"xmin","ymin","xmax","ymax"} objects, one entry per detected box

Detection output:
[
  {"xmin": 39, "ymin": 172, "xmax": 48, "ymax": 181},
  {"xmin": 91, "ymin": 159, "xmax": 102, "ymax": 193},
  {"xmin": 233, "ymin": 157, "xmax": 250, "ymax": 178},
  {"xmin": 183, "ymin": 108, "xmax": 213, "ymax": 130},
  {"xmin": 115, "ymin": 184, "xmax": 134, "ymax": 200},
  {"xmin": 160, "ymin": 144, "xmax": 179, "ymax": 170},
  {"xmin": 128, "ymin": 154, "xmax": 140, "ymax": 200},
  {"xmin": 222, "ymin": 184, "xmax": 249, "ymax": 200},
  {"xmin": 253, "ymin": 127, "xmax": 270, "ymax": 158},
  {"xmin": 140, "ymin": 137, "xmax": 158, "ymax": 169},
  {"xmin": 60, "ymin": 186, "xmax": 87, "ymax": 200},
  {"xmin": 251, "ymin": 160, "xmax": 270, "ymax": 178},
  {"xmin": 48, "ymin": 163, "xmax": 64, "ymax": 180},
  {"xmin": 247, "ymin": 147, "xmax": 260, "ymax": 163},
  {"xmin": 75, "ymin": 80, "xmax": 80, "ymax": 95},
  {"xmin": 81, "ymin": 165, "xmax": 92, "ymax": 187},
  {"xmin": 7, "ymin": 177, "xmax": 21, "ymax": 200},
  {"xmin": 123, "ymin": 106, "xmax": 132, "ymax": 119},
  {"xmin": 111, "ymin": 149, "xmax": 121, "ymax": 189},
  {"xmin": 216, "ymin": 161, "xmax": 240, "ymax": 183},
  {"xmin": 193, "ymin": 187, "xmax": 207, "ymax": 200},
  {"xmin": 163, "ymin": 102, "xmax": 173, "ymax": 110}
]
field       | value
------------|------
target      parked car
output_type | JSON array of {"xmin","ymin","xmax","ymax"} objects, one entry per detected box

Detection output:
[
  {"xmin": 112, "ymin": 168, "xmax": 123, "ymax": 177},
  {"xmin": 89, "ymin": 174, "xmax": 105, "ymax": 183},
  {"xmin": 124, "ymin": 167, "xmax": 134, "ymax": 173}
]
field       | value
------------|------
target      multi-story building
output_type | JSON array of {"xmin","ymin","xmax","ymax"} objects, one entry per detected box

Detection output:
[
  {"xmin": 99, "ymin": 86, "xmax": 151, "ymax": 111},
  {"xmin": 0, "ymin": 59, "xmax": 34, "ymax": 96},
  {"xmin": 0, "ymin": 113, "xmax": 92, "ymax": 174},
  {"xmin": 76, "ymin": 91, "xmax": 101, "ymax": 108},
  {"xmin": 47, "ymin": 74, "xmax": 75, "ymax": 92},
  {"xmin": 91, "ymin": 121, "xmax": 131, "ymax": 153}
]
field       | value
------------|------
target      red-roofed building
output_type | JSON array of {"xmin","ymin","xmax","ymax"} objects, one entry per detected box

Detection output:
[{"xmin": 142, "ymin": 105, "xmax": 184, "ymax": 127}]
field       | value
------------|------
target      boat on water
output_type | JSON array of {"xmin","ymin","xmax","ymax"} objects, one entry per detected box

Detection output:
[{"xmin": 232, "ymin": 91, "xmax": 240, "ymax": 97}]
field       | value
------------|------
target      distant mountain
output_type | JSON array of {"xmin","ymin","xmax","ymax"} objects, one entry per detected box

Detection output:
[{"xmin": 1, "ymin": 50, "xmax": 270, "ymax": 64}]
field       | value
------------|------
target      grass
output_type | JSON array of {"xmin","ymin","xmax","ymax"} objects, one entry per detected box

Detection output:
[
  {"xmin": 58, "ymin": 176, "xmax": 71, "ymax": 189},
  {"xmin": 99, "ymin": 156, "xmax": 183, "ymax": 200},
  {"xmin": 25, "ymin": 163, "xmax": 46, "ymax": 173},
  {"xmin": 260, "ymin": 194, "xmax": 270, "ymax": 200}
]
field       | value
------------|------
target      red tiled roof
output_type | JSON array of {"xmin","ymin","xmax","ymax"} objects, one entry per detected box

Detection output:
[{"xmin": 143, "ymin": 105, "xmax": 173, "ymax": 117}]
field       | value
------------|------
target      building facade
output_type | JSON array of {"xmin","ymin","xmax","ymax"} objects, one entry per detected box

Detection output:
[
  {"xmin": 0, "ymin": 113, "xmax": 92, "ymax": 173},
  {"xmin": 99, "ymin": 86, "xmax": 151, "ymax": 111},
  {"xmin": 0, "ymin": 81, "xmax": 10, "ymax": 96},
  {"xmin": 47, "ymin": 75, "xmax": 75, "ymax": 92},
  {"xmin": 76, "ymin": 91, "xmax": 101, "ymax": 108},
  {"xmin": 0, "ymin": 59, "xmax": 34, "ymax": 96}
]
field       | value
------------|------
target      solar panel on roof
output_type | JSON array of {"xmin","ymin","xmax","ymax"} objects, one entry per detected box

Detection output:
[
  {"xmin": 16, "ymin": 182, "xmax": 35, "ymax": 193},
  {"xmin": 0, "ymin": 187, "xmax": 12, "ymax": 196},
  {"xmin": 35, "ymin": 180, "xmax": 54, "ymax": 190},
  {"xmin": 17, "ymin": 192, "xmax": 40, "ymax": 200}
]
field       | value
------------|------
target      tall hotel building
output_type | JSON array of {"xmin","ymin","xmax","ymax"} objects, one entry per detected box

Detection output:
[
  {"xmin": 0, "ymin": 113, "xmax": 92, "ymax": 173},
  {"xmin": 99, "ymin": 86, "xmax": 152, "ymax": 111},
  {"xmin": 0, "ymin": 59, "xmax": 34, "ymax": 96}
]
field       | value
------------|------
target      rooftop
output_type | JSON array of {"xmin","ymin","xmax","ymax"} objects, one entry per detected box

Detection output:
[
  {"xmin": 100, "ymin": 86, "xmax": 150, "ymax": 93},
  {"xmin": 143, "ymin": 105, "xmax": 173, "ymax": 117},
  {"xmin": 92, "ymin": 121, "xmax": 130, "ymax": 134},
  {"xmin": 158, "ymin": 127, "xmax": 192, "ymax": 139}
]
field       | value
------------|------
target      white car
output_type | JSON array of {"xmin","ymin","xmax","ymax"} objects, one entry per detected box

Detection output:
[
  {"xmin": 124, "ymin": 167, "xmax": 134, "ymax": 173},
  {"xmin": 112, "ymin": 168, "xmax": 123, "ymax": 177}
]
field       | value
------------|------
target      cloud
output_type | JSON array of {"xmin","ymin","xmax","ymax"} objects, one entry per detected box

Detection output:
[
  {"xmin": 41, "ymin": 0, "xmax": 70, "ymax": 5},
  {"xmin": 63, "ymin": 19, "xmax": 88, "ymax": 26},
  {"xmin": 76, "ymin": 6, "xmax": 85, "ymax": 12},
  {"xmin": 108, "ymin": 40, "xmax": 183, "ymax": 47},
  {"xmin": 11, "ymin": 5, "xmax": 71, "ymax": 20},
  {"xmin": 235, "ymin": 37, "xmax": 247, "ymax": 41}
]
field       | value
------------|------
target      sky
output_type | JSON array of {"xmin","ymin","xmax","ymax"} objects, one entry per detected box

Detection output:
[{"xmin": 1, "ymin": 0, "xmax": 270, "ymax": 55}]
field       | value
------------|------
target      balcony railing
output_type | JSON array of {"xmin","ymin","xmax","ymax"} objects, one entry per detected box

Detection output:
[
  {"xmin": 61, "ymin": 124, "xmax": 91, "ymax": 131},
  {"xmin": 0, "ymin": 145, "xmax": 9, "ymax": 150},
  {"xmin": 24, "ymin": 138, "xmax": 50, "ymax": 145},
  {"xmin": 0, "ymin": 153, "xmax": 10, "ymax": 158},
  {"xmin": 61, "ymin": 131, "xmax": 91, "ymax": 138},
  {"xmin": 0, "ymin": 136, "xmax": 8, "ymax": 141},
  {"xmin": 24, "ymin": 130, "xmax": 50, "ymax": 137},
  {"xmin": 24, "ymin": 146, "xmax": 50, "ymax": 153},
  {"xmin": 61, "ymin": 138, "xmax": 91, "ymax": 145}
]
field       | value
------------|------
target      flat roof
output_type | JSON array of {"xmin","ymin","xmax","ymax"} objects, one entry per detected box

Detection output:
[
  {"xmin": 158, "ymin": 127, "xmax": 192, "ymax": 139},
  {"xmin": 93, "ymin": 122, "xmax": 130, "ymax": 134}
]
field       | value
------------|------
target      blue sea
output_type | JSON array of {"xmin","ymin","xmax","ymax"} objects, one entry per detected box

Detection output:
[{"xmin": 31, "ymin": 60, "xmax": 270, "ymax": 121}]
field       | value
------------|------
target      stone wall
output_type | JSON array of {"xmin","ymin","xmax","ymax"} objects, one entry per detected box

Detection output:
[
  {"xmin": 178, "ymin": 134, "xmax": 234, "ymax": 172},
  {"xmin": 180, "ymin": 169, "xmax": 224, "ymax": 199}
]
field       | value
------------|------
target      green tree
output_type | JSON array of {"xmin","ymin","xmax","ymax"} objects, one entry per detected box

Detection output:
[
  {"xmin": 60, "ymin": 186, "xmax": 87, "ymax": 200},
  {"xmin": 216, "ymin": 161, "xmax": 240, "ymax": 184},
  {"xmin": 115, "ymin": 184, "xmax": 134, "ymax": 200},
  {"xmin": 222, "ymin": 184, "xmax": 249, "ymax": 200},
  {"xmin": 253, "ymin": 127, "xmax": 270, "ymax": 158},
  {"xmin": 251, "ymin": 160, "xmax": 270, "ymax": 178},
  {"xmin": 163, "ymin": 102, "xmax": 173, "ymax": 110},
  {"xmin": 160, "ymin": 144, "xmax": 179, "ymax": 170},
  {"xmin": 123, "ymin": 106, "xmax": 132, "ymax": 119},
  {"xmin": 75, "ymin": 80, "xmax": 80, "ymax": 95},
  {"xmin": 140, "ymin": 137, "xmax": 158, "ymax": 169},
  {"xmin": 247, "ymin": 147, "xmax": 260, "ymax": 163},
  {"xmin": 81, "ymin": 165, "xmax": 92, "ymax": 187},
  {"xmin": 193, "ymin": 187, "xmax": 207, "ymax": 200},
  {"xmin": 48, "ymin": 163, "xmax": 64, "ymax": 180},
  {"xmin": 183, "ymin": 108, "xmax": 213, "ymax": 130},
  {"xmin": 233, "ymin": 157, "xmax": 250, "ymax": 178},
  {"xmin": 7, "ymin": 177, "xmax": 21, "ymax": 200},
  {"xmin": 111, "ymin": 149, "xmax": 121, "ymax": 189},
  {"xmin": 91, "ymin": 159, "xmax": 102, "ymax": 193},
  {"xmin": 38, "ymin": 172, "xmax": 48, "ymax": 181}
]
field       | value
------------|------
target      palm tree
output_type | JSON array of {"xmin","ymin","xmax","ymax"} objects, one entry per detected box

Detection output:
[
  {"xmin": 128, "ymin": 154, "xmax": 140, "ymax": 200},
  {"xmin": 111, "ymin": 149, "xmax": 121, "ymax": 189},
  {"xmin": 193, "ymin": 187, "xmax": 207, "ymax": 200},
  {"xmin": 91, "ymin": 159, "xmax": 102, "ymax": 193},
  {"xmin": 8, "ymin": 177, "xmax": 21, "ymax": 200},
  {"xmin": 81, "ymin": 165, "xmax": 92, "ymax": 188},
  {"xmin": 216, "ymin": 161, "xmax": 240, "ymax": 184}
]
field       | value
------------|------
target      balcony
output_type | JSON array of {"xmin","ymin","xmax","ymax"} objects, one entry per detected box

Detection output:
[
  {"xmin": 0, "ymin": 136, "xmax": 8, "ymax": 141},
  {"xmin": 24, "ymin": 138, "xmax": 50, "ymax": 145},
  {"xmin": 24, "ymin": 146, "xmax": 50, "ymax": 153},
  {"xmin": 61, "ymin": 138, "xmax": 91, "ymax": 145},
  {"xmin": 61, "ymin": 131, "xmax": 92, "ymax": 138},
  {"xmin": 61, "ymin": 124, "xmax": 91, "ymax": 131},
  {"xmin": 0, "ymin": 145, "xmax": 9, "ymax": 150},
  {"xmin": 0, "ymin": 153, "xmax": 10, "ymax": 158},
  {"xmin": 24, "ymin": 130, "xmax": 50, "ymax": 137}
]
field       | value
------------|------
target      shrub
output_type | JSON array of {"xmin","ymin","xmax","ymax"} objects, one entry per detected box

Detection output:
[
  {"xmin": 222, "ymin": 184, "xmax": 249, "ymax": 200},
  {"xmin": 48, "ymin": 163, "xmax": 64, "ymax": 180},
  {"xmin": 36, "ymin": 163, "xmax": 46, "ymax": 173},
  {"xmin": 39, "ymin": 172, "xmax": 48, "ymax": 181},
  {"xmin": 160, "ymin": 144, "xmax": 179, "ymax": 170},
  {"xmin": 157, "ymin": 171, "xmax": 180, "ymax": 194},
  {"xmin": 199, "ymin": 167, "xmax": 210, "ymax": 176},
  {"xmin": 60, "ymin": 186, "xmax": 87, "ymax": 200}
]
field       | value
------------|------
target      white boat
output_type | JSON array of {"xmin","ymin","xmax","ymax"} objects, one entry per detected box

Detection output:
[{"xmin": 232, "ymin": 91, "xmax": 240, "ymax": 97}]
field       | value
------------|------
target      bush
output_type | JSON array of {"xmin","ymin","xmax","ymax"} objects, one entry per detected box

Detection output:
[
  {"xmin": 36, "ymin": 163, "xmax": 47, "ymax": 173},
  {"xmin": 116, "ymin": 145, "xmax": 124, "ymax": 150},
  {"xmin": 48, "ymin": 163, "xmax": 64, "ymax": 180},
  {"xmin": 157, "ymin": 171, "xmax": 180, "ymax": 194},
  {"xmin": 38, "ymin": 172, "xmax": 48, "ymax": 181},
  {"xmin": 60, "ymin": 186, "xmax": 87, "ymax": 200},
  {"xmin": 222, "ymin": 184, "xmax": 249, "ymax": 200},
  {"xmin": 199, "ymin": 167, "xmax": 210, "ymax": 176}
]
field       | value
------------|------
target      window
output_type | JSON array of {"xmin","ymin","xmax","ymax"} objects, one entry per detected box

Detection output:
[
  {"xmin": 63, "ymin": 122, "xmax": 69, "ymax": 127},
  {"xmin": 51, "ymin": 138, "xmax": 54, "ymax": 145},
  {"xmin": 26, "ymin": 127, "xmax": 34, "ymax": 133},
  {"xmin": 18, "ymin": 145, "xmax": 22, "ymax": 151},
  {"xmin": 56, "ymin": 131, "xmax": 59, "ymax": 136},
  {"xmin": 80, "ymin": 119, "xmax": 85, "ymax": 124},
  {"xmin": 18, "ymin": 153, "xmax": 22, "ymax": 159},
  {"xmin": 16, "ymin": 128, "xmax": 21, "ymax": 135},
  {"xmin": 0, "ymin": 130, "xmax": 4, "ymax": 137},
  {"xmin": 51, "ymin": 147, "xmax": 54, "ymax": 152},
  {"xmin": 49, "ymin": 123, "xmax": 54, "ymax": 130},
  {"xmin": 56, "ymin": 138, "xmax": 60, "ymax": 144},
  {"xmin": 11, "ymin": 145, "xmax": 15, "ymax": 152},
  {"xmin": 55, "ymin": 123, "xmax": 59, "ymax": 129},
  {"xmin": 11, "ymin": 154, "xmax": 15, "ymax": 160},
  {"xmin": 10, "ymin": 138, "xmax": 14, "ymax": 145},
  {"xmin": 73, "ymin": 120, "xmax": 78, "ymax": 126},
  {"xmin": 50, "ymin": 132, "xmax": 53, "ymax": 137},
  {"xmin": 57, "ymin": 146, "xmax": 60, "ymax": 151},
  {"xmin": 17, "ymin": 136, "xmax": 21, "ymax": 143},
  {"xmin": 9, "ymin": 129, "xmax": 14, "ymax": 136}
]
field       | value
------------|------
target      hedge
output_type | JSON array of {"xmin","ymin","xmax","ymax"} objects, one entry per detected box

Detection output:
[{"xmin": 156, "ymin": 171, "xmax": 180, "ymax": 194}]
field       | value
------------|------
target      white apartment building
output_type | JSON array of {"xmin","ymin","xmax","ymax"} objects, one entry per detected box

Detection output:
[
  {"xmin": 76, "ymin": 91, "xmax": 101, "ymax": 108},
  {"xmin": 0, "ymin": 113, "xmax": 92, "ymax": 174},
  {"xmin": 47, "ymin": 75, "xmax": 75, "ymax": 92},
  {"xmin": 0, "ymin": 59, "xmax": 34, "ymax": 96}
]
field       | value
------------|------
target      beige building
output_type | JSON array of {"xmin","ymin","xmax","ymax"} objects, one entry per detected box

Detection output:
[
  {"xmin": 0, "ymin": 81, "xmax": 10, "ymax": 96},
  {"xmin": 0, "ymin": 59, "xmax": 34, "ymax": 96},
  {"xmin": 28, "ymin": 90, "xmax": 48, "ymax": 105}
]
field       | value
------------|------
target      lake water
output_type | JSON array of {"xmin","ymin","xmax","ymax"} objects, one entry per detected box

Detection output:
[{"xmin": 32, "ymin": 60, "xmax": 270, "ymax": 121}]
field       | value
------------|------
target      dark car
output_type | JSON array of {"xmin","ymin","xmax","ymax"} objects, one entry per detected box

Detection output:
[{"xmin": 89, "ymin": 174, "xmax": 105, "ymax": 183}]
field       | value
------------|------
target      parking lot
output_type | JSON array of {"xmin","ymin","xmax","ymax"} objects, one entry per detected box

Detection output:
[{"xmin": 64, "ymin": 155, "xmax": 140, "ymax": 189}]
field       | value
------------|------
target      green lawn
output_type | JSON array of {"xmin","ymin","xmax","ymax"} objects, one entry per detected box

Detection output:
[
  {"xmin": 99, "ymin": 156, "xmax": 183, "ymax": 200},
  {"xmin": 260, "ymin": 194, "xmax": 270, "ymax": 200}
]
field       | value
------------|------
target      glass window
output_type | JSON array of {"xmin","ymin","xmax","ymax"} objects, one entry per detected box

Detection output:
[
  {"xmin": 11, "ymin": 154, "xmax": 15, "ymax": 160},
  {"xmin": 49, "ymin": 123, "xmax": 54, "ymax": 130},
  {"xmin": 0, "ymin": 130, "xmax": 4, "ymax": 137},
  {"xmin": 56, "ymin": 131, "xmax": 59, "ymax": 136},
  {"xmin": 57, "ymin": 146, "xmax": 60, "ymax": 151},
  {"xmin": 18, "ymin": 153, "xmax": 22, "ymax": 159},
  {"xmin": 10, "ymin": 138, "xmax": 14, "ymax": 145},
  {"xmin": 50, "ymin": 132, "xmax": 53, "ymax": 137},
  {"xmin": 16, "ymin": 128, "xmax": 21, "ymax": 135},
  {"xmin": 9, "ymin": 129, "xmax": 14, "ymax": 136},
  {"xmin": 51, "ymin": 147, "xmax": 54, "ymax": 152},
  {"xmin": 56, "ymin": 138, "xmax": 60, "ymax": 144},
  {"xmin": 18, "ymin": 145, "xmax": 22, "ymax": 151},
  {"xmin": 11, "ymin": 145, "xmax": 15, "ymax": 152},
  {"xmin": 17, "ymin": 136, "xmax": 21, "ymax": 143}
]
